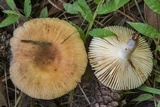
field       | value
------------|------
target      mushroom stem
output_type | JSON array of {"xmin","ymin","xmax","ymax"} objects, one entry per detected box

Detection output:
[
  {"xmin": 21, "ymin": 40, "xmax": 52, "ymax": 46},
  {"xmin": 120, "ymin": 33, "xmax": 139, "ymax": 60}
]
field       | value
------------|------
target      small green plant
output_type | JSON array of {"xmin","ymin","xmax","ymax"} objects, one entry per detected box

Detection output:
[
  {"xmin": 64, "ymin": 0, "xmax": 160, "ymax": 106},
  {"xmin": 63, "ymin": 0, "xmax": 129, "ymax": 40},
  {"xmin": 0, "ymin": 0, "xmax": 48, "ymax": 28}
]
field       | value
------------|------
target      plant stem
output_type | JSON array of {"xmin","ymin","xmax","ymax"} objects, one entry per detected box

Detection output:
[{"xmin": 85, "ymin": 0, "xmax": 105, "ymax": 39}]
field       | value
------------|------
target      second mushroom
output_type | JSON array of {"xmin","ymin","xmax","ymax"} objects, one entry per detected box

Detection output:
[{"xmin": 88, "ymin": 26, "xmax": 153, "ymax": 90}]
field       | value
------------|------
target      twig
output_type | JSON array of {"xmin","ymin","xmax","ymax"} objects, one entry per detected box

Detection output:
[
  {"xmin": 78, "ymin": 84, "xmax": 91, "ymax": 106},
  {"xmin": 117, "ymin": 10, "xmax": 135, "ymax": 21},
  {"xmin": 14, "ymin": 92, "xmax": 23, "ymax": 107},
  {"xmin": 68, "ymin": 90, "xmax": 74, "ymax": 107},
  {"xmin": 48, "ymin": 0, "xmax": 65, "ymax": 12},
  {"xmin": 4, "ymin": 63, "xmax": 11, "ymax": 107},
  {"xmin": 134, "ymin": 0, "xmax": 145, "ymax": 22}
]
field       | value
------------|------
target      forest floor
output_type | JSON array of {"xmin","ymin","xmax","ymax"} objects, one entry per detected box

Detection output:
[{"xmin": 0, "ymin": 0, "xmax": 160, "ymax": 107}]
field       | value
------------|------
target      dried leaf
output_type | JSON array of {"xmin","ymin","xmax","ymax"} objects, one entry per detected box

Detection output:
[{"xmin": 144, "ymin": 4, "xmax": 160, "ymax": 31}]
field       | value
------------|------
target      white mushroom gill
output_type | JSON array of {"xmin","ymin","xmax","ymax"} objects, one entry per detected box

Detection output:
[{"xmin": 88, "ymin": 26, "xmax": 153, "ymax": 90}]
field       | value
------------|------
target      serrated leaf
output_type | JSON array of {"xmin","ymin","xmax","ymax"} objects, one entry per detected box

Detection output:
[
  {"xmin": 6, "ymin": 0, "xmax": 16, "ymax": 10},
  {"xmin": 144, "ymin": 0, "xmax": 160, "ymax": 14},
  {"xmin": 94, "ymin": 0, "xmax": 101, "ymax": 4},
  {"xmin": 132, "ymin": 94, "xmax": 153, "ymax": 103},
  {"xmin": 3, "ymin": 10, "xmax": 21, "ymax": 16},
  {"xmin": 24, "ymin": 0, "xmax": 32, "ymax": 18},
  {"xmin": 89, "ymin": 28, "xmax": 116, "ymax": 38},
  {"xmin": 0, "ymin": 15, "xmax": 20, "ymax": 28},
  {"xmin": 138, "ymin": 85, "xmax": 160, "ymax": 94},
  {"xmin": 127, "ymin": 22, "xmax": 160, "ymax": 38},
  {"xmin": 96, "ymin": 0, "xmax": 129, "ymax": 14},
  {"xmin": 63, "ymin": 2, "xmax": 79, "ymax": 14},
  {"xmin": 70, "ymin": 22, "xmax": 86, "ymax": 43},
  {"xmin": 77, "ymin": 0, "xmax": 93, "ymax": 23},
  {"xmin": 39, "ymin": 7, "xmax": 48, "ymax": 18}
]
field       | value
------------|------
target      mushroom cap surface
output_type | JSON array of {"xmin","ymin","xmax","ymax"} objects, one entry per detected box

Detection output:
[
  {"xmin": 10, "ymin": 18, "xmax": 87, "ymax": 99},
  {"xmin": 88, "ymin": 26, "xmax": 153, "ymax": 90}
]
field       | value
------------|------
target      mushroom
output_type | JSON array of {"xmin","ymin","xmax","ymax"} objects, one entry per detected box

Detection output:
[
  {"xmin": 10, "ymin": 18, "xmax": 87, "ymax": 99},
  {"xmin": 88, "ymin": 26, "xmax": 153, "ymax": 90}
]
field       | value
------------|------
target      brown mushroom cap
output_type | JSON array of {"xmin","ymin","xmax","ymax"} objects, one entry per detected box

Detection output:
[
  {"xmin": 88, "ymin": 26, "xmax": 153, "ymax": 90},
  {"xmin": 10, "ymin": 18, "xmax": 87, "ymax": 99}
]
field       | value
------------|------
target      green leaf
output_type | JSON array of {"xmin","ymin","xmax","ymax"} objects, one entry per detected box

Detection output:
[
  {"xmin": 157, "ymin": 45, "xmax": 160, "ymax": 51},
  {"xmin": 77, "ymin": 0, "xmax": 93, "ymax": 23},
  {"xmin": 0, "ymin": 15, "xmax": 20, "ymax": 28},
  {"xmin": 24, "ymin": 0, "xmax": 32, "ymax": 18},
  {"xmin": 132, "ymin": 94, "xmax": 153, "ymax": 103},
  {"xmin": 63, "ymin": 2, "xmax": 79, "ymax": 14},
  {"xmin": 64, "ymin": 0, "xmax": 93, "ymax": 23},
  {"xmin": 39, "ymin": 7, "xmax": 48, "ymax": 18},
  {"xmin": 127, "ymin": 22, "xmax": 160, "ymax": 38},
  {"xmin": 89, "ymin": 28, "xmax": 116, "ymax": 38},
  {"xmin": 70, "ymin": 22, "xmax": 86, "ymax": 43},
  {"xmin": 154, "ymin": 77, "xmax": 160, "ymax": 82},
  {"xmin": 94, "ymin": 0, "xmax": 101, "ymax": 4},
  {"xmin": 2, "ymin": 10, "xmax": 21, "ymax": 16},
  {"xmin": 124, "ymin": 91, "xmax": 138, "ymax": 94},
  {"xmin": 6, "ymin": 0, "xmax": 16, "ymax": 10},
  {"xmin": 144, "ymin": 0, "xmax": 160, "ymax": 14},
  {"xmin": 153, "ymin": 69, "xmax": 160, "ymax": 74},
  {"xmin": 138, "ymin": 85, "xmax": 160, "ymax": 94},
  {"xmin": 96, "ymin": 0, "xmax": 129, "ymax": 14},
  {"xmin": 157, "ymin": 102, "xmax": 160, "ymax": 107},
  {"xmin": 153, "ymin": 59, "xmax": 158, "ymax": 66}
]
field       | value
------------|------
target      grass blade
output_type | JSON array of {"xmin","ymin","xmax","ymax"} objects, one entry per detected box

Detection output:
[{"xmin": 138, "ymin": 85, "xmax": 160, "ymax": 95}]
